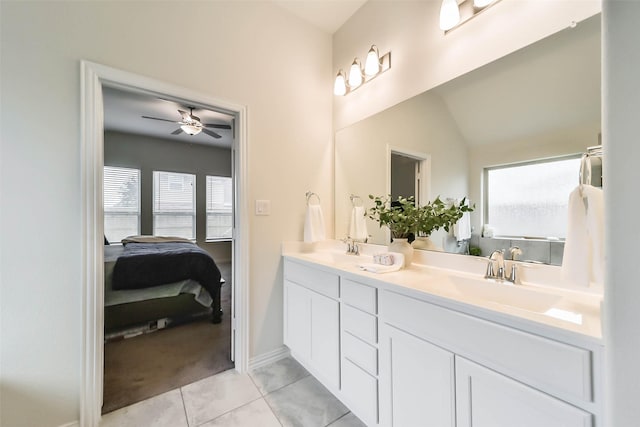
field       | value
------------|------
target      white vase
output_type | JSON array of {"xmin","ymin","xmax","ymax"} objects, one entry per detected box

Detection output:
[
  {"xmin": 411, "ymin": 236, "xmax": 441, "ymax": 251},
  {"xmin": 389, "ymin": 238, "xmax": 414, "ymax": 268}
]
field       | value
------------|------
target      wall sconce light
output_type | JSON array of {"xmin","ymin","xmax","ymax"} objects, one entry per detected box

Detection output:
[
  {"xmin": 439, "ymin": 0, "xmax": 502, "ymax": 33},
  {"xmin": 334, "ymin": 45, "xmax": 391, "ymax": 96}
]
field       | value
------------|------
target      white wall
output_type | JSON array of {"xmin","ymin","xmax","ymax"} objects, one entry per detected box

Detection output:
[
  {"xmin": 333, "ymin": 0, "xmax": 601, "ymax": 130},
  {"xmin": 603, "ymin": 0, "xmax": 640, "ymax": 423},
  {"xmin": 0, "ymin": 2, "xmax": 332, "ymax": 426}
]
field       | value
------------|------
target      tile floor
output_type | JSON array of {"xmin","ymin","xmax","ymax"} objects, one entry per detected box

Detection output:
[{"xmin": 100, "ymin": 357, "xmax": 367, "ymax": 427}]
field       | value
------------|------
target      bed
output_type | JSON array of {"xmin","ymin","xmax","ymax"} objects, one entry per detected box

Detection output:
[{"xmin": 104, "ymin": 237, "xmax": 223, "ymax": 334}]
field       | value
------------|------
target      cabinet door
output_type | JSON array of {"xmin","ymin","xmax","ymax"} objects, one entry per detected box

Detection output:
[
  {"xmin": 284, "ymin": 280, "xmax": 311, "ymax": 361},
  {"xmin": 456, "ymin": 357, "xmax": 593, "ymax": 427},
  {"xmin": 379, "ymin": 324, "xmax": 455, "ymax": 427},
  {"xmin": 310, "ymin": 291, "xmax": 340, "ymax": 389}
]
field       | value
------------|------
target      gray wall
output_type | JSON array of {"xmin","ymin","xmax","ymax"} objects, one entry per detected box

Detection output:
[{"xmin": 104, "ymin": 130, "xmax": 232, "ymax": 262}]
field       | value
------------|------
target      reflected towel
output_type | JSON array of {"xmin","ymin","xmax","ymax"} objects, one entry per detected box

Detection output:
[
  {"xmin": 562, "ymin": 185, "xmax": 604, "ymax": 287},
  {"xmin": 304, "ymin": 204, "xmax": 326, "ymax": 243},
  {"xmin": 453, "ymin": 212, "xmax": 471, "ymax": 241},
  {"xmin": 349, "ymin": 206, "xmax": 368, "ymax": 242}
]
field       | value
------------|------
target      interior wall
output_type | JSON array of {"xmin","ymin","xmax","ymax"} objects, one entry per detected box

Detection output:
[
  {"xmin": 0, "ymin": 2, "xmax": 332, "ymax": 426},
  {"xmin": 104, "ymin": 131, "xmax": 233, "ymax": 262},
  {"xmin": 333, "ymin": 0, "xmax": 601, "ymax": 130},
  {"xmin": 603, "ymin": 0, "xmax": 640, "ymax": 423}
]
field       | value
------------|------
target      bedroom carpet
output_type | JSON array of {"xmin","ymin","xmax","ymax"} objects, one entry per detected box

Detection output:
[{"xmin": 102, "ymin": 262, "xmax": 233, "ymax": 414}]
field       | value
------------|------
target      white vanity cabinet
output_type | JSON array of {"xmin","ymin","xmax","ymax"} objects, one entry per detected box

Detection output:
[
  {"xmin": 283, "ymin": 259, "xmax": 340, "ymax": 390},
  {"xmin": 455, "ymin": 357, "xmax": 592, "ymax": 427}
]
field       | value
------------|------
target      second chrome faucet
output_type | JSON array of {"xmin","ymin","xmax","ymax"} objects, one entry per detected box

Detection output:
[{"xmin": 485, "ymin": 248, "xmax": 519, "ymax": 284}]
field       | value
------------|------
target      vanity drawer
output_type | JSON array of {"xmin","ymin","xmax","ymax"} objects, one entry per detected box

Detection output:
[
  {"xmin": 382, "ymin": 290, "xmax": 593, "ymax": 403},
  {"xmin": 342, "ymin": 278, "xmax": 377, "ymax": 314},
  {"xmin": 343, "ymin": 304, "xmax": 377, "ymax": 345},
  {"xmin": 343, "ymin": 331, "xmax": 378, "ymax": 376},
  {"xmin": 284, "ymin": 259, "xmax": 339, "ymax": 299},
  {"xmin": 342, "ymin": 358, "xmax": 378, "ymax": 426}
]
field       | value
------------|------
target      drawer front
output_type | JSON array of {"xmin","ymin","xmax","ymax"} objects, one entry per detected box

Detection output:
[
  {"xmin": 382, "ymin": 290, "xmax": 593, "ymax": 403},
  {"xmin": 343, "ymin": 331, "xmax": 378, "ymax": 376},
  {"xmin": 342, "ymin": 358, "xmax": 378, "ymax": 426},
  {"xmin": 284, "ymin": 259, "xmax": 339, "ymax": 299},
  {"xmin": 343, "ymin": 304, "xmax": 378, "ymax": 345},
  {"xmin": 342, "ymin": 278, "xmax": 377, "ymax": 314}
]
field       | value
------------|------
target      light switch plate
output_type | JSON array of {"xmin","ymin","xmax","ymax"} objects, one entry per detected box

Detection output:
[{"xmin": 255, "ymin": 199, "xmax": 271, "ymax": 216}]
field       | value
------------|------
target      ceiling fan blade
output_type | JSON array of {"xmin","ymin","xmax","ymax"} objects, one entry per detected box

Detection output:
[
  {"xmin": 202, "ymin": 128, "xmax": 222, "ymax": 139},
  {"xmin": 171, "ymin": 128, "xmax": 183, "ymax": 135},
  {"xmin": 142, "ymin": 115, "xmax": 177, "ymax": 123},
  {"xmin": 204, "ymin": 123, "xmax": 232, "ymax": 130}
]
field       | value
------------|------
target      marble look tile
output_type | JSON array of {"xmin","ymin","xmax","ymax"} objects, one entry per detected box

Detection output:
[
  {"xmin": 327, "ymin": 412, "xmax": 367, "ymax": 427},
  {"xmin": 181, "ymin": 369, "xmax": 261, "ymax": 426},
  {"xmin": 478, "ymin": 237, "xmax": 509, "ymax": 258},
  {"xmin": 250, "ymin": 357, "xmax": 309, "ymax": 395},
  {"xmin": 265, "ymin": 375, "xmax": 348, "ymax": 427},
  {"xmin": 199, "ymin": 398, "xmax": 280, "ymax": 427},
  {"xmin": 513, "ymin": 239, "xmax": 550, "ymax": 264},
  {"xmin": 100, "ymin": 389, "xmax": 187, "ymax": 427}
]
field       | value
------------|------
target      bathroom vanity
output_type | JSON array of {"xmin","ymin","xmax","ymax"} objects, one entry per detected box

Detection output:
[{"xmin": 282, "ymin": 242, "xmax": 603, "ymax": 427}]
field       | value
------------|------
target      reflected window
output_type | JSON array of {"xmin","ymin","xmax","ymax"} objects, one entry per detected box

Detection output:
[
  {"xmin": 485, "ymin": 156, "xmax": 580, "ymax": 239},
  {"xmin": 153, "ymin": 171, "xmax": 196, "ymax": 239},
  {"xmin": 104, "ymin": 166, "xmax": 140, "ymax": 243}
]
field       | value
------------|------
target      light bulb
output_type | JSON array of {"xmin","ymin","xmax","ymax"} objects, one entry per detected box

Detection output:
[
  {"xmin": 440, "ymin": 0, "xmax": 460, "ymax": 31},
  {"xmin": 473, "ymin": 0, "xmax": 494, "ymax": 8},
  {"xmin": 334, "ymin": 71, "xmax": 347, "ymax": 96},
  {"xmin": 348, "ymin": 59, "xmax": 363, "ymax": 89},
  {"xmin": 180, "ymin": 124, "xmax": 202, "ymax": 135},
  {"xmin": 364, "ymin": 45, "xmax": 381, "ymax": 76}
]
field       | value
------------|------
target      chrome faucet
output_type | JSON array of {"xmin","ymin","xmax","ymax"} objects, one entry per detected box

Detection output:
[
  {"xmin": 485, "ymin": 249, "xmax": 518, "ymax": 284},
  {"xmin": 342, "ymin": 237, "xmax": 360, "ymax": 255}
]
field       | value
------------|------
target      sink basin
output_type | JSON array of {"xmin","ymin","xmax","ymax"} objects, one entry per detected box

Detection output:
[
  {"xmin": 301, "ymin": 251, "xmax": 372, "ymax": 265},
  {"xmin": 447, "ymin": 276, "xmax": 563, "ymax": 313}
]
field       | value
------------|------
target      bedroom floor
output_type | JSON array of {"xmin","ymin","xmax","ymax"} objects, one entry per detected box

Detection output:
[
  {"xmin": 103, "ymin": 262, "xmax": 233, "ymax": 414},
  {"xmin": 100, "ymin": 357, "xmax": 366, "ymax": 427}
]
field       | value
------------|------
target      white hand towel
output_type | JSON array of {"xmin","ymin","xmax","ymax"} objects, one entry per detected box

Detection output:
[
  {"xmin": 562, "ymin": 185, "xmax": 604, "ymax": 287},
  {"xmin": 453, "ymin": 212, "xmax": 471, "ymax": 241},
  {"xmin": 349, "ymin": 206, "xmax": 368, "ymax": 242},
  {"xmin": 304, "ymin": 204, "xmax": 326, "ymax": 243},
  {"xmin": 358, "ymin": 253, "xmax": 404, "ymax": 273}
]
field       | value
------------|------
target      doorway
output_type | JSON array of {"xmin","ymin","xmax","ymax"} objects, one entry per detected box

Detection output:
[
  {"xmin": 388, "ymin": 148, "xmax": 430, "ymax": 205},
  {"xmin": 80, "ymin": 61, "xmax": 249, "ymax": 427}
]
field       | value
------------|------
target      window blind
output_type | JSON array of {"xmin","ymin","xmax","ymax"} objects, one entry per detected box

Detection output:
[
  {"xmin": 206, "ymin": 176, "xmax": 233, "ymax": 240},
  {"xmin": 103, "ymin": 166, "xmax": 140, "ymax": 243},
  {"xmin": 153, "ymin": 171, "xmax": 196, "ymax": 239}
]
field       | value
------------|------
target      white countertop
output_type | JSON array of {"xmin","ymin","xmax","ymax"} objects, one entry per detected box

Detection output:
[{"xmin": 283, "ymin": 241, "xmax": 603, "ymax": 346}]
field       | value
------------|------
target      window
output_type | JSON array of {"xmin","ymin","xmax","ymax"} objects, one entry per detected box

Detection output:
[
  {"xmin": 485, "ymin": 156, "xmax": 581, "ymax": 239},
  {"xmin": 104, "ymin": 166, "xmax": 140, "ymax": 243},
  {"xmin": 153, "ymin": 171, "xmax": 196, "ymax": 239},
  {"xmin": 206, "ymin": 176, "xmax": 233, "ymax": 240}
]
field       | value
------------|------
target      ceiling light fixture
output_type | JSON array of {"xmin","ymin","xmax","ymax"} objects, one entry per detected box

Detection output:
[
  {"xmin": 439, "ymin": 0, "xmax": 501, "ymax": 33},
  {"xmin": 180, "ymin": 123, "xmax": 202, "ymax": 136},
  {"xmin": 334, "ymin": 45, "xmax": 391, "ymax": 96}
]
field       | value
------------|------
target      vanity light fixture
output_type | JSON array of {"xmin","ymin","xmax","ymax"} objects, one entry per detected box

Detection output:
[
  {"xmin": 439, "ymin": 0, "xmax": 501, "ymax": 33},
  {"xmin": 334, "ymin": 45, "xmax": 391, "ymax": 96}
]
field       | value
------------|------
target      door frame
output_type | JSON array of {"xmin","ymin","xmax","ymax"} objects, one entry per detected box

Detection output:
[{"xmin": 80, "ymin": 61, "xmax": 250, "ymax": 427}]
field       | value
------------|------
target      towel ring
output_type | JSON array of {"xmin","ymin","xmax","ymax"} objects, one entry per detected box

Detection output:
[
  {"xmin": 306, "ymin": 191, "xmax": 321, "ymax": 205},
  {"xmin": 350, "ymin": 194, "xmax": 363, "ymax": 207}
]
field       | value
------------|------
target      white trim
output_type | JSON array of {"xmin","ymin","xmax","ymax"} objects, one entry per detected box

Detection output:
[
  {"xmin": 248, "ymin": 346, "xmax": 291, "ymax": 371},
  {"xmin": 80, "ymin": 60, "xmax": 250, "ymax": 427},
  {"xmin": 57, "ymin": 422, "xmax": 80, "ymax": 427}
]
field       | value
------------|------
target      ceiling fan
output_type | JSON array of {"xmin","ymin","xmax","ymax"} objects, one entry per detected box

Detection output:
[{"xmin": 142, "ymin": 107, "xmax": 231, "ymax": 139}]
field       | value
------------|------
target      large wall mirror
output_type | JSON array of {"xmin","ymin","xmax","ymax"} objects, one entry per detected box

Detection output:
[{"xmin": 335, "ymin": 15, "xmax": 601, "ymax": 265}]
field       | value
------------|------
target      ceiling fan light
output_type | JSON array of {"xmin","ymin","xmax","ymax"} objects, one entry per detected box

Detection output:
[
  {"xmin": 440, "ymin": 0, "xmax": 461, "ymax": 31},
  {"xmin": 348, "ymin": 59, "xmax": 363, "ymax": 89},
  {"xmin": 181, "ymin": 124, "xmax": 202, "ymax": 136},
  {"xmin": 364, "ymin": 45, "xmax": 381, "ymax": 76}
]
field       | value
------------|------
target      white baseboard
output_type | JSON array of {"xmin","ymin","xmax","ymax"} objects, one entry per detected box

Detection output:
[
  {"xmin": 248, "ymin": 345, "xmax": 290, "ymax": 371},
  {"xmin": 58, "ymin": 422, "xmax": 79, "ymax": 427}
]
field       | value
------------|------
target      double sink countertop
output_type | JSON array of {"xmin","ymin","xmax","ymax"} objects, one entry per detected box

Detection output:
[{"xmin": 283, "ymin": 240, "xmax": 603, "ymax": 347}]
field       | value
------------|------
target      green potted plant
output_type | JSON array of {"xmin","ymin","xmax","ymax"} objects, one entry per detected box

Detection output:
[{"xmin": 413, "ymin": 197, "xmax": 474, "ymax": 250}]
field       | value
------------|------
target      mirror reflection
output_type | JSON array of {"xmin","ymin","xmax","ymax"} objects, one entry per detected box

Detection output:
[{"xmin": 335, "ymin": 15, "xmax": 601, "ymax": 265}]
